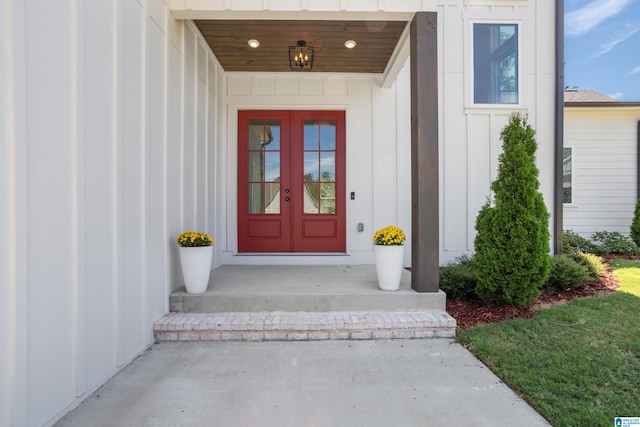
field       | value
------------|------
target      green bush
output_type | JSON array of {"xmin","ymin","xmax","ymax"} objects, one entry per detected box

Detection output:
[
  {"xmin": 591, "ymin": 231, "xmax": 640, "ymax": 256},
  {"xmin": 543, "ymin": 255, "xmax": 590, "ymax": 291},
  {"xmin": 563, "ymin": 229, "xmax": 599, "ymax": 254},
  {"xmin": 566, "ymin": 251, "xmax": 607, "ymax": 282},
  {"xmin": 439, "ymin": 255, "xmax": 477, "ymax": 301},
  {"xmin": 474, "ymin": 114, "xmax": 552, "ymax": 306},
  {"xmin": 631, "ymin": 199, "xmax": 640, "ymax": 247}
]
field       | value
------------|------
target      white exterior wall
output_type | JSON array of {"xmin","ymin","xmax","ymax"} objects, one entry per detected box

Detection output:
[
  {"xmin": 564, "ymin": 107, "xmax": 640, "ymax": 237},
  {"xmin": 0, "ymin": 1, "xmax": 223, "ymax": 425},
  {"xmin": 439, "ymin": 1, "xmax": 557, "ymax": 263}
]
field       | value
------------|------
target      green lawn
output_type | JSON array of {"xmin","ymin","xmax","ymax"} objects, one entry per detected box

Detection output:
[{"xmin": 457, "ymin": 259, "xmax": 640, "ymax": 427}]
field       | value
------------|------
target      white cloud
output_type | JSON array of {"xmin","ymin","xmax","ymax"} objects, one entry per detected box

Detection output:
[
  {"xmin": 608, "ymin": 92, "xmax": 624, "ymax": 99},
  {"xmin": 566, "ymin": 0, "xmax": 634, "ymax": 36},
  {"xmin": 630, "ymin": 66, "xmax": 640, "ymax": 74},
  {"xmin": 590, "ymin": 24, "xmax": 640, "ymax": 57}
]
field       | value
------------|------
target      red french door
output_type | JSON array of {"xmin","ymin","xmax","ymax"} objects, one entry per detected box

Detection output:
[{"xmin": 238, "ymin": 110, "xmax": 346, "ymax": 253}]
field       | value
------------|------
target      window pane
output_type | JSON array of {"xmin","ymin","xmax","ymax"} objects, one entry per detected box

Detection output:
[
  {"xmin": 304, "ymin": 152, "xmax": 319, "ymax": 182},
  {"xmin": 563, "ymin": 147, "xmax": 572, "ymax": 204},
  {"xmin": 319, "ymin": 121, "xmax": 336, "ymax": 150},
  {"xmin": 320, "ymin": 153, "xmax": 335, "ymax": 181},
  {"xmin": 249, "ymin": 120, "xmax": 280, "ymax": 150},
  {"xmin": 248, "ymin": 183, "xmax": 280, "ymax": 214},
  {"xmin": 248, "ymin": 152, "xmax": 280, "ymax": 182},
  {"xmin": 304, "ymin": 183, "xmax": 319, "ymax": 214},
  {"xmin": 474, "ymin": 23, "xmax": 518, "ymax": 104},
  {"xmin": 320, "ymin": 183, "xmax": 336, "ymax": 214},
  {"xmin": 304, "ymin": 121, "xmax": 319, "ymax": 150}
]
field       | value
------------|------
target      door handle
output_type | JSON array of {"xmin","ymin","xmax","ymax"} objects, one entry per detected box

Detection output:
[
  {"xmin": 285, "ymin": 197, "xmax": 290, "ymax": 202},
  {"xmin": 285, "ymin": 189, "xmax": 290, "ymax": 193}
]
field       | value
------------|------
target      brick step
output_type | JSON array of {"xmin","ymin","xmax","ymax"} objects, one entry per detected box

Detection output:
[{"xmin": 153, "ymin": 310, "xmax": 456, "ymax": 342}]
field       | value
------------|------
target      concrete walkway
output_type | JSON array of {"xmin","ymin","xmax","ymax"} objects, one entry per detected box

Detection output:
[{"xmin": 56, "ymin": 340, "xmax": 551, "ymax": 427}]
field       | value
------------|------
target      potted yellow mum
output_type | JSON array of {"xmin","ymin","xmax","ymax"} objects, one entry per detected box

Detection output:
[
  {"xmin": 177, "ymin": 230, "xmax": 214, "ymax": 293},
  {"xmin": 372, "ymin": 225, "xmax": 406, "ymax": 291}
]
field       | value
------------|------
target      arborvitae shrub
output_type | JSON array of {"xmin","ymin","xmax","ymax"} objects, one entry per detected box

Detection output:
[
  {"xmin": 631, "ymin": 199, "xmax": 640, "ymax": 247},
  {"xmin": 473, "ymin": 114, "xmax": 552, "ymax": 306}
]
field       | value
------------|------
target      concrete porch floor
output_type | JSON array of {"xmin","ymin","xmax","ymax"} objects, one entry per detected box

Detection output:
[
  {"xmin": 156, "ymin": 265, "xmax": 456, "ymax": 342},
  {"xmin": 170, "ymin": 264, "xmax": 446, "ymax": 312}
]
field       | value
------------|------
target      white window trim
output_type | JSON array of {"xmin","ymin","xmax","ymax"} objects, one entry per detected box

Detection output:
[
  {"xmin": 563, "ymin": 145, "xmax": 576, "ymax": 206},
  {"xmin": 468, "ymin": 20, "xmax": 523, "ymax": 109}
]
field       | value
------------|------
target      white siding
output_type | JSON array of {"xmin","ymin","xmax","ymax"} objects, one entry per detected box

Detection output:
[
  {"xmin": 440, "ymin": 0, "xmax": 557, "ymax": 262},
  {"xmin": 564, "ymin": 108, "xmax": 640, "ymax": 237},
  {"xmin": 0, "ymin": 1, "xmax": 223, "ymax": 425}
]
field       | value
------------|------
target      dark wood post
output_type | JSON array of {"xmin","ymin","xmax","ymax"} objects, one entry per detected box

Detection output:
[
  {"xmin": 410, "ymin": 12, "xmax": 439, "ymax": 292},
  {"xmin": 554, "ymin": 0, "xmax": 565, "ymax": 254}
]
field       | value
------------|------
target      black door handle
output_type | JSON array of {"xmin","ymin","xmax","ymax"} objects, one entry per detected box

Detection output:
[
  {"xmin": 285, "ymin": 197, "xmax": 290, "ymax": 202},
  {"xmin": 285, "ymin": 189, "xmax": 290, "ymax": 193}
]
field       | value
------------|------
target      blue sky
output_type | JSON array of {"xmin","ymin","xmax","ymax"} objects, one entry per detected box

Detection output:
[{"xmin": 565, "ymin": 0, "xmax": 640, "ymax": 101}]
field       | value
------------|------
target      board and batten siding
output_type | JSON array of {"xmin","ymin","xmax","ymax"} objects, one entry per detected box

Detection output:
[
  {"xmin": 218, "ymin": 1, "xmax": 557, "ymax": 266},
  {"xmin": 0, "ymin": 1, "xmax": 222, "ymax": 425},
  {"xmin": 564, "ymin": 107, "xmax": 640, "ymax": 237}
]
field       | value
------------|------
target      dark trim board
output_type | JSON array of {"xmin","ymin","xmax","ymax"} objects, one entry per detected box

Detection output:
[
  {"xmin": 554, "ymin": 0, "xmax": 565, "ymax": 254},
  {"xmin": 410, "ymin": 12, "xmax": 439, "ymax": 292}
]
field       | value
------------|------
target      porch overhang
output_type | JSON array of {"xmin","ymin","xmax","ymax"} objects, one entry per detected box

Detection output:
[{"xmin": 166, "ymin": 3, "xmax": 429, "ymax": 85}]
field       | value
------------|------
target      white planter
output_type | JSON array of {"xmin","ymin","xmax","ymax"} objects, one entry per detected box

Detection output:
[
  {"xmin": 373, "ymin": 245, "xmax": 405, "ymax": 291},
  {"xmin": 178, "ymin": 246, "xmax": 213, "ymax": 293}
]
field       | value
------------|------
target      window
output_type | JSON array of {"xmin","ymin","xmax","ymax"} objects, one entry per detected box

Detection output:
[
  {"xmin": 563, "ymin": 147, "xmax": 572, "ymax": 204},
  {"xmin": 473, "ymin": 23, "xmax": 519, "ymax": 104}
]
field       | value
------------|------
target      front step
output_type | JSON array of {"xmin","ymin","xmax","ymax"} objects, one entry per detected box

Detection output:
[
  {"xmin": 154, "ymin": 310, "xmax": 456, "ymax": 342},
  {"xmin": 170, "ymin": 265, "xmax": 446, "ymax": 313}
]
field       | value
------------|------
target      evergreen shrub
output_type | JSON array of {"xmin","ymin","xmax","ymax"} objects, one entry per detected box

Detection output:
[
  {"xmin": 543, "ymin": 255, "xmax": 590, "ymax": 292},
  {"xmin": 566, "ymin": 251, "xmax": 608, "ymax": 282},
  {"xmin": 439, "ymin": 255, "xmax": 477, "ymax": 301},
  {"xmin": 591, "ymin": 231, "xmax": 640, "ymax": 256},
  {"xmin": 631, "ymin": 199, "xmax": 640, "ymax": 247},
  {"xmin": 473, "ymin": 114, "xmax": 552, "ymax": 306}
]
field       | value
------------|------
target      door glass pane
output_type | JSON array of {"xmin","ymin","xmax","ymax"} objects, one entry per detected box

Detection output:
[
  {"xmin": 264, "ymin": 152, "xmax": 280, "ymax": 182},
  {"xmin": 319, "ymin": 121, "xmax": 336, "ymax": 150},
  {"xmin": 247, "ymin": 119, "xmax": 281, "ymax": 214},
  {"xmin": 249, "ymin": 120, "xmax": 280, "ymax": 150},
  {"xmin": 248, "ymin": 183, "xmax": 280, "ymax": 214},
  {"xmin": 320, "ymin": 183, "xmax": 335, "ymax": 214},
  {"xmin": 304, "ymin": 152, "xmax": 318, "ymax": 182},
  {"xmin": 320, "ymin": 152, "xmax": 335, "ymax": 181},
  {"xmin": 303, "ymin": 119, "xmax": 337, "ymax": 215},
  {"xmin": 304, "ymin": 182, "xmax": 319, "ymax": 214},
  {"xmin": 304, "ymin": 122, "xmax": 319, "ymax": 150}
]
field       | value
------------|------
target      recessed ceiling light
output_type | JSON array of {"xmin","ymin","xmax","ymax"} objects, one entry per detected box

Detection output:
[
  {"xmin": 344, "ymin": 40, "xmax": 356, "ymax": 49},
  {"xmin": 248, "ymin": 39, "xmax": 260, "ymax": 48}
]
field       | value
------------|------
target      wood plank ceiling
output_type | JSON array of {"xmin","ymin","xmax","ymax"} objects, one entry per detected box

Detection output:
[{"xmin": 194, "ymin": 20, "xmax": 407, "ymax": 73}]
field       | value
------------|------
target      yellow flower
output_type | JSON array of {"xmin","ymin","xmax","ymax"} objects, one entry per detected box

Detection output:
[
  {"xmin": 177, "ymin": 230, "xmax": 214, "ymax": 247},
  {"xmin": 372, "ymin": 226, "xmax": 406, "ymax": 246}
]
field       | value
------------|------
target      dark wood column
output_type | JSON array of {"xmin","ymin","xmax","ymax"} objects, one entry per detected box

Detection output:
[{"xmin": 410, "ymin": 12, "xmax": 439, "ymax": 292}]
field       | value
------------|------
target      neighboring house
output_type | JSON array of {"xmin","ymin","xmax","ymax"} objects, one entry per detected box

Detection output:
[
  {"xmin": 1, "ymin": 1, "xmax": 562, "ymax": 425},
  {"xmin": 564, "ymin": 90, "xmax": 640, "ymax": 238}
]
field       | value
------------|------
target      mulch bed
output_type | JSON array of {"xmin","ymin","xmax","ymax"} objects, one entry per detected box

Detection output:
[{"xmin": 447, "ymin": 267, "xmax": 622, "ymax": 330}]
